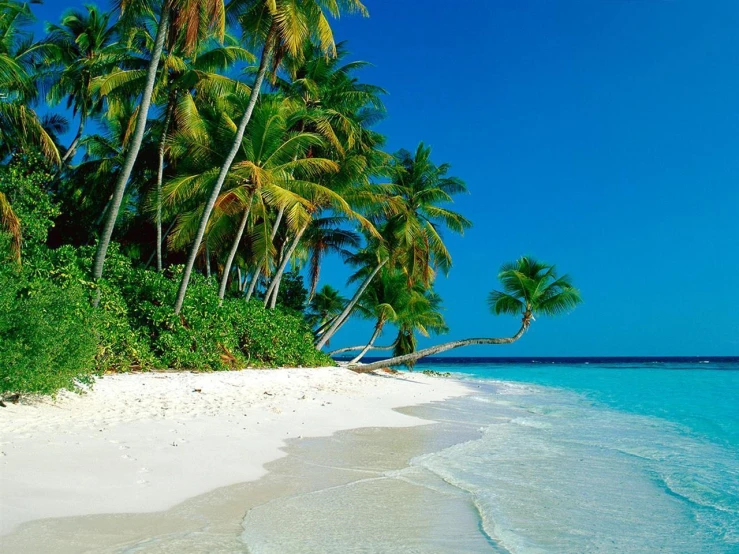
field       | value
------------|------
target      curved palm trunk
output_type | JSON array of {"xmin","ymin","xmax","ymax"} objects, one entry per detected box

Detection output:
[
  {"xmin": 349, "ymin": 324, "xmax": 528, "ymax": 373},
  {"xmin": 173, "ymin": 25, "xmax": 276, "ymax": 314},
  {"xmin": 91, "ymin": 5, "xmax": 171, "ymax": 304},
  {"xmin": 350, "ymin": 320, "xmax": 385, "ymax": 364},
  {"xmin": 263, "ymin": 221, "xmax": 308, "ymax": 308},
  {"xmin": 328, "ymin": 342, "xmax": 396, "ymax": 356},
  {"xmin": 61, "ymin": 119, "xmax": 84, "ymax": 166},
  {"xmin": 314, "ymin": 317, "xmax": 337, "ymax": 338},
  {"xmin": 244, "ymin": 205, "xmax": 284, "ymax": 302},
  {"xmin": 156, "ymin": 95, "xmax": 176, "ymax": 272},
  {"xmin": 218, "ymin": 194, "xmax": 255, "ymax": 301},
  {"xmin": 315, "ymin": 258, "xmax": 387, "ymax": 350}
]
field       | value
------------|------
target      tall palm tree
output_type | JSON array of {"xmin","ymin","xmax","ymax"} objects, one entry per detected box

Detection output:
[
  {"xmin": 173, "ymin": 0, "xmax": 368, "ymax": 314},
  {"xmin": 316, "ymin": 144, "xmax": 470, "ymax": 350},
  {"xmin": 258, "ymin": 43, "xmax": 385, "ymax": 308},
  {"xmin": 0, "ymin": 0, "xmax": 60, "ymax": 163},
  {"xmin": 91, "ymin": 0, "xmax": 225, "ymax": 303},
  {"xmin": 353, "ymin": 257, "xmax": 582, "ymax": 371},
  {"xmin": 45, "ymin": 5, "xmax": 119, "ymax": 166},
  {"xmin": 163, "ymin": 94, "xmax": 342, "ymax": 300}
]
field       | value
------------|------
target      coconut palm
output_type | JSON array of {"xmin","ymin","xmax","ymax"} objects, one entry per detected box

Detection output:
[
  {"xmin": 58, "ymin": 97, "xmax": 154, "ymax": 244},
  {"xmin": 381, "ymin": 143, "xmax": 472, "ymax": 284},
  {"xmin": 315, "ymin": 144, "xmax": 469, "ymax": 350},
  {"xmin": 91, "ymin": 0, "xmax": 226, "ymax": 302},
  {"xmin": 353, "ymin": 257, "xmax": 582, "ymax": 371},
  {"xmin": 96, "ymin": 24, "xmax": 253, "ymax": 271},
  {"xmin": 163, "ymin": 94, "xmax": 343, "ymax": 302},
  {"xmin": 306, "ymin": 284, "xmax": 348, "ymax": 341},
  {"xmin": 173, "ymin": 0, "xmax": 368, "ymax": 314},
  {"xmin": 385, "ymin": 287, "xmax": 448, "ymax": 368},
  {"xmin": 45, "ymin": 5, "xmax": 119, "ymax": 166},
  {"xmin": 329, "ymin": 273, "xmax": 448, "ymax": 364},
  {"xmin": 0, "ymin": 0, "xmax": 60, "ymax": 163},
  {"xmin": 248, "ymin": 44, "xmax": 385, "ymax": 308}
]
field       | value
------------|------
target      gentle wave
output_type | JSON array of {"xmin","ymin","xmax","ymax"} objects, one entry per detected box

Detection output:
[{"xmin": 410, "ymin": 376, "xmax": 739, "ymax": 553}]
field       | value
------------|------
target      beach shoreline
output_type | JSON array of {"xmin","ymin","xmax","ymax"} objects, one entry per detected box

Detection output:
[{"xmin": 0, "ymin": 366, "xmax": 469, "ymax": 538}]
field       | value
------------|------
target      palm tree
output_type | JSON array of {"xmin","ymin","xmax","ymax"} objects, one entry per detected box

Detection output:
[
  {"xmin": 91, "ymin": 0, "xmax": 225, "ymax": 303},
  {"xmin": 59, "ymin": 97, "xmax": 153, "ymax": 244},
  {"xmin": 45, "ymin": 5, "xmax": 119, "ymax": 166},
  {"xmin": 315, "ymin": 144, "xmax": 470, "ymax": 350},
  {"xmin": 352, "ymin": 257, "xmax": 582, "ymax": 371},
  {"xmin": 306, "ymin": 284, "xmax": 348, "ymax": 342},
  {"xmin": 329, "ymin": 273, "xmax": 448, "ymax": 364},
  {"xmin": 385, "ymin": 287, "xmax": 448, "ymax": 368},
  {"xmin": 173, "ymin": 0, "xmax": 368, "ymax": 314},
  {"xmin": 247, "ymin": 44, "xmax": 384, "ymax": 308},
  {"xmin": 301, "ymin": 216, "xmax": 361, "ymax": 300},
  {"xmin": 163, "ymin": 93, "xmax": 342, "ymax": 301},
  {"xmin": 0, "ymin": 0, "xmax": 60, "ymax": 163}
]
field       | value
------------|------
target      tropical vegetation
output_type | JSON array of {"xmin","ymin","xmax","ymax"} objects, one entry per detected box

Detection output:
[{"xmin": 0, "ymin": 0, "xmax": 580, "ymax": 396}]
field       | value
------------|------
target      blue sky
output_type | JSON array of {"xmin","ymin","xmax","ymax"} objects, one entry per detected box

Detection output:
[{"xmin": 29, "ymin": 1, "xmax": 739, "ymax": 356}]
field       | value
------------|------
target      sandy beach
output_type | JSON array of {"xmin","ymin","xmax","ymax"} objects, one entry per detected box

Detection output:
[{"xmin": 0, "ymin": 367, "xmax": 468, "ymax": 537}]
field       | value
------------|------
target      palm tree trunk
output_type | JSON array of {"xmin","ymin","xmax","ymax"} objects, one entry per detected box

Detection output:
[
  {"xmin": 349, "ymin": 324, "xmax": 528, "ymax": 372},
  {"xmin": 156, "ymin": 94, "xmax": 176, "ymax": 272},
  {"xmin": 315, "ymin": 258, "xmax": 387, "ymax": 350},
  {"xmin": 218, "ymin": 193, "xmax": 254, "ymax": 301},
  {"xmin": 205, "ymin": 243, "xmax": 211, "ymax": 278},
  {"xmin": 173, "ymin": 24, "xmax": 276, "ymax": 314},
  {"xmin": 60, "ymin": 119, "xmax": 84, "ymax": 166},
  {"xmin": 244, "ymin": 205, "xmax": 285, "ymax": 302},
  {"xmin": 237, "ymin": 266, "xmax": 243, "ymax": 291},
  {"xmin": 263, "ymin": 221, "xmax": 308, "ymax": 308},
  {"xmin": 350, "ymin": 320, "xmax": 384, "ymax": 364},
  {"xmin": 144, "ymin": 218, "xmax": 176, "ymax": 269},
  {"xmin": 328, "ymin": 342, "xmax": 396, "ymax": 355},
  {"xmin": 314, "ymin": 317, "xmax": 337, "ymax": 338},
  {"xmin": 91, "ymin": 5, "xmax": 171, "ymax": 304}
]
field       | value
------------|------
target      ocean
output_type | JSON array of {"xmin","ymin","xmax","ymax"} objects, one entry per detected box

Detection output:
[{"xmin": 381, "ymin": 357, "xmax": 739, "ymax": 553}]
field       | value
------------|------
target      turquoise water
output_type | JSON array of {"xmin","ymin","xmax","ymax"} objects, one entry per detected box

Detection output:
[{"xmin": 409, "ymin": 360, "xmax": 739, "ymax": 553}]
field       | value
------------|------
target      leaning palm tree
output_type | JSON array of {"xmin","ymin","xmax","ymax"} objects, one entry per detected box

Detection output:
[
  {"xmin": 173, "ymin": 0, "xmax": 368, "ymax": 314},
  {"xmin": 351, "ymin": 257, "xmax": 582, "ymax": 371},
  {"xmin": 91, "ymin": 0, "xmax": 226, "ymax": 303},
  {"xmin": 385, "ymin": 287, "xmax": 448, "ymax": 368},
  {"xmin": 307, "ymin": 284, "xmax": 348, "ymax": 342},
  {"xmin": 330, "ymin": 274, "xmax": 448, "ymax": 364},
  {"xmin": 315, "ymin": 144, "xmax": 470, "ymax": 350}
]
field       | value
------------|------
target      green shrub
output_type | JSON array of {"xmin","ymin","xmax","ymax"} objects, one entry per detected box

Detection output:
[
  {"xmin": 0, "ymin": 269, "xmax": 98, "ymax": 396},
  {"xmin": 233, "ymin": 301, "xmax": 334, "ymax": 367},
  {"xmin": 2, "ymin": 238, "xmax": 334, "ymax": 395},
  {"xmin": 27, "ymin": 243, "xmax": 155, "ymax": 372}
]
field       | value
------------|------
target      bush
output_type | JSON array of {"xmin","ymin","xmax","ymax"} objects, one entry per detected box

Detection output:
[
  {"xmin": 233, "ymin": 301, "xmax": 334, "ymax": 367},
  {"xmin": 0, "ymin": 269, "xmax": 98, "ymax": 396},
  {"xmin": 2, "ymin": 239, "xmax": 334, "ymax": 395}
]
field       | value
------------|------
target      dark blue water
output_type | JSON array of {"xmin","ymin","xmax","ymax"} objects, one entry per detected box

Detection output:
[{"xmin": 383, "ymin": 357, "xmax": 739, "ymax": 553}]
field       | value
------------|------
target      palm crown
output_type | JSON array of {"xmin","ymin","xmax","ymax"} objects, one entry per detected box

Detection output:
[{"xmin": 488, "ymin": 256, "xmax": 582, "ymax": 328}]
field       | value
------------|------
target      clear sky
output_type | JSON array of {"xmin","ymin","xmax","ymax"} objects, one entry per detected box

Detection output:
[{"xmin": 29, "ymin": 1, "xmax": 739, "ymax": 356}]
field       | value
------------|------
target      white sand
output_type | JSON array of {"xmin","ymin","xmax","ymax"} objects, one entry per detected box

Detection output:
[{"xmin": 0, "ymin": 367, "xmax": 467, "ymax": 535}]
